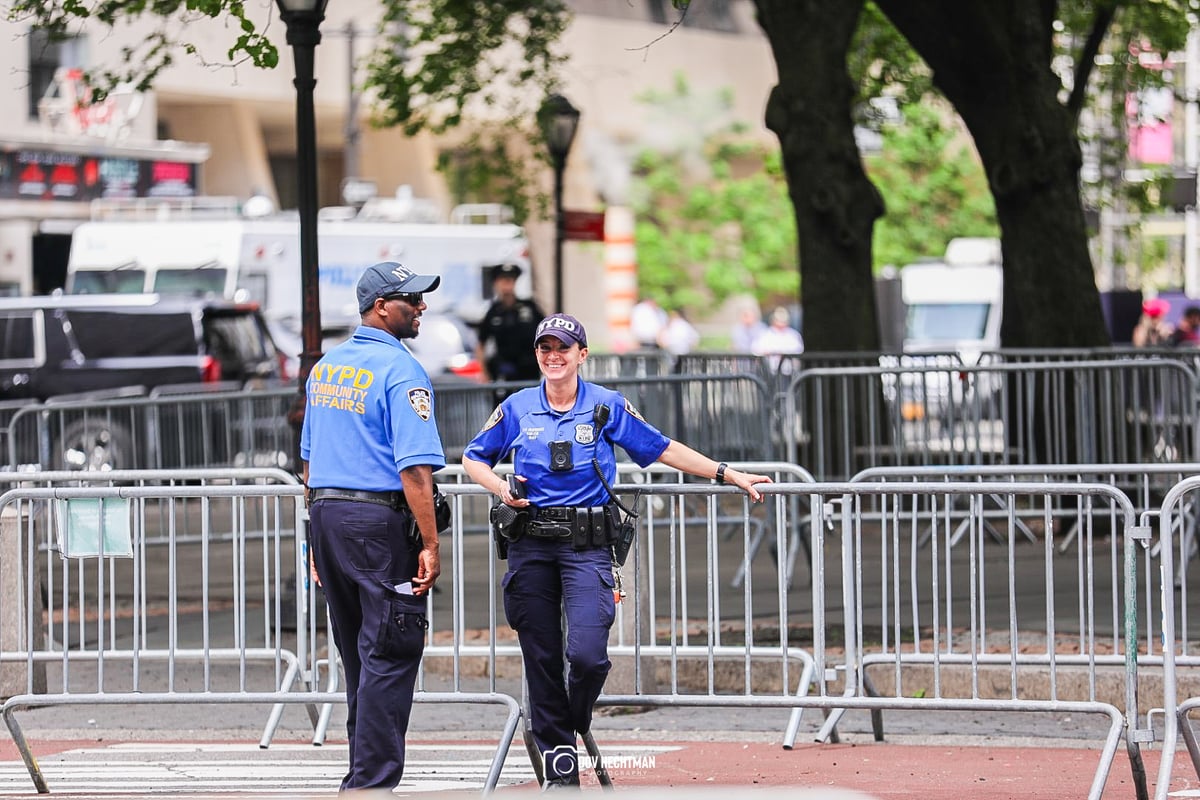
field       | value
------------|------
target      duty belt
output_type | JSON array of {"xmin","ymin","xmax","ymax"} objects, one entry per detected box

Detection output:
[
  {"xmin": 310, "ymin": 488, "xmax": 407, "ymax": 509},
  {"xmin": 532, "ymin": 506, "xmax": 584, "ymax": 522},
  {"xmin": 527, "ymin": 505, "xmax": 611, "ymax": 541}
]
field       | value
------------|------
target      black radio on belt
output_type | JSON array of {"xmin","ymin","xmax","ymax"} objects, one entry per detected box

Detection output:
[{"xmin": 549, "ymin": 440, "xmax": 573, "ymax": 471}]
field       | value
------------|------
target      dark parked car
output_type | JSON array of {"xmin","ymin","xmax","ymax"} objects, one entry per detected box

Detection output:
[{"xmin": 0, "ymin": 294, "xmax": 284, "ymax": 470}]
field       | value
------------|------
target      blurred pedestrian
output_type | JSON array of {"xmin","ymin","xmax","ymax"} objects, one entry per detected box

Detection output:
[
  {"xmin": 301, "ymin": 261, "xmax": 446, "ymax": 791},
  {"xmin": 752, "ymin": 306, "xmax": 804, "ymax": 370},
  {"xmin": 1172, "ymin": 305, "xmax": 1200, "ymax": 347},
  {"xmin": 730, "ymin": 305, "xmax": 766, "ymax": 353},
  {"xmin": 630, "ymin": 297, "xmax": 667, "ymax": 350},
  {"xmin": 657, "ymin": 309, "xmax": 700, "ymax": 355},
  {"xmin": 476, "ymin": 262, "xmax": 545, "ymax": 384},
  {"xmin": 461, "ymin": 312, "xmax": 771, "ymax": 789},
  {"xmin": 1133, "ymin": 297, "xmax": 1173, "ymax": 347}
]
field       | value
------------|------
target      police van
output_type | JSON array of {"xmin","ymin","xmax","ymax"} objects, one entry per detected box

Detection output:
[{"xmin": 64, "ymin": 189, "xmax": 532, "ymax": 366}]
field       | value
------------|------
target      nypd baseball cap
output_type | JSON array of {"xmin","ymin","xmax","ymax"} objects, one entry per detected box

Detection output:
[
  {"xmin": 357, "ymin": 261, "xmax": 441, "ymax": 313},
  {"xmin": 535, "ymin": 313, "xmax": 587, "ymax": 348}
]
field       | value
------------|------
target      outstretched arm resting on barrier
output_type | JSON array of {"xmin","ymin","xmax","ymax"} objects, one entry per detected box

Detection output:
[{"xmin": 655, "ymin": 441, "xmax": 772, "ymax": 502}]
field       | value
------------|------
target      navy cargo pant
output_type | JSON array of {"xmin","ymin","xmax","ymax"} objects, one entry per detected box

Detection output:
[
  {"xmin": 310, "ymin": 498, "xmax": 427, "ymax": 791},
  {"xmin": 502, "ymin": 538, "xmax": 616, "ymax": 783}
]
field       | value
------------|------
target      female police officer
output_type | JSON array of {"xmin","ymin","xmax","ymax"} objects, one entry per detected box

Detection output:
[{"xmin": 462, "ymin": 313, "xmax": 770, "ymax": 789}]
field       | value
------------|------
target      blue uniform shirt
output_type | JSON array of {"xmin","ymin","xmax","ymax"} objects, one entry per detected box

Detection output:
[
  {"xmin": 301, "ymin": 325, "xmax": 446, "ymax": 490},
  {"xmin": 464, "ymin": 377, "xmax": 669, "ymax": 507}
]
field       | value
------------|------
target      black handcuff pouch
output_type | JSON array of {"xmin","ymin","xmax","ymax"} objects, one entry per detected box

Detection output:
[{"xmin": 572, "ymin": 506, "xmax": 614, "ymax": 550}]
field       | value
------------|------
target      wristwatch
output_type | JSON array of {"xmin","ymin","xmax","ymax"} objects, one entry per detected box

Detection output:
[{"xmin": 715, "ymin": 462, "xmax": 728, "ymax": 484}]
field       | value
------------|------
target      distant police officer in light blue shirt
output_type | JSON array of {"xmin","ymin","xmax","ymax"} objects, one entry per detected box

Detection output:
[
  {"xmin": 462, "ymin": 313, "xmax": 772, "ymax": 790},
  {"xmin": 300, "ymin": 261, "xmax": 445, "ymax": 792}
]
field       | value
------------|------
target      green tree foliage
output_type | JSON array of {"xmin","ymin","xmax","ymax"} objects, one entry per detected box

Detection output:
[
  {"xmin": 366, "ymin": 0, "xmax": 569, "ymax": 135},
  {"xmin": 436, "ymin": 128, "xmax": 548, "ymax": 225},
  {"xmin": 7, "ymin": 0, "xmax": 571, "ymax": 134},
  {"xmin": 866, "ymin": 102, "xmax": 998, "ymax": 270},
  {"xmin": 628, "ymin": 80, "xmax": 797, "ymax": 314}
]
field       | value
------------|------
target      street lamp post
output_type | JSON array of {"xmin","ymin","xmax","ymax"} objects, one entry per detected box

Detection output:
[
  {"xmin": 276, "ymin": 0, "xmax": 328, "ymax": 457},
  {"xmin": 538, "ymin": 94, "xmax": 580, "ymax": 314}
]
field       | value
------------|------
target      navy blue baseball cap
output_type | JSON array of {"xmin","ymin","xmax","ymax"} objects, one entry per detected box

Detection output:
[
  {"xmin": 357, "ymin": 262, "xmax": 441, "ymax": 313},
  {"xmin": 535, "ymin": 313, "xmax": 587, "ymax": 348}
]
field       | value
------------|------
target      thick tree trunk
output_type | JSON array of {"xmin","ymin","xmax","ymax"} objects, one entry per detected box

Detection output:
[
  {"xmin": 876, "ymin": 0, "xmax": 1110, "ymax": 348},
  {"xmin": 754, "ymin": 0, "xmax": 883, "ymax": 353}
]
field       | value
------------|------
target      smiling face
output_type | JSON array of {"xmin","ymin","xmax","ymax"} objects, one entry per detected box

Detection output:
[{"xmin": 535, "ymin": 336, "xmax": 587, "ymax": 382}]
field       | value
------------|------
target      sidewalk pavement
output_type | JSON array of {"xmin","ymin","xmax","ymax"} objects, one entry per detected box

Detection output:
[
  {"xmin": 469, "ymin": 736, "xmax": 1186, "ymax": 798},
  {"xmin": 2, "ymin": 733, "xmax": 1195, "ymax": 798}
]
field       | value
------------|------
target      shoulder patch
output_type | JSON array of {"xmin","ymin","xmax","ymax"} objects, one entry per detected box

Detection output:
[
  {"xmin": 482, "ymin": 405, "xmax": 503, "ymax": 431},
  {"xmin": 407, "ymin": 387, "xmax": 433, "ymax": 421},
  {"xmin": 625, "ymin": 398, "xmax": 646, "ymax": 422}
]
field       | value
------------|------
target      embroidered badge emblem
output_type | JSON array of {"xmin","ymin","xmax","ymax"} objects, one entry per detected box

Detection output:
[{"xmin": 408, "ymin": 388, "xmax": 433, "ymax": 421}]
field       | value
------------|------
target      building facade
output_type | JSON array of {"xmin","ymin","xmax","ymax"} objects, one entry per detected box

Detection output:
[{"xmin": 0, "ymin": 0, "xmax": 777, "ymax": 347}]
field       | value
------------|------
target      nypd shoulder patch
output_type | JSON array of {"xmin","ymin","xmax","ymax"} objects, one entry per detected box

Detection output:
[
  {"xmin": 482, "ymin": 406, "xmax": 503, "ymax": 431},
  {"xmin": 625, "ymin": 398, "xmax": 646, "ymax": 422},
  {"xmin": 407, "ymin": 388, "xmax": 433, "ymax": 421}
]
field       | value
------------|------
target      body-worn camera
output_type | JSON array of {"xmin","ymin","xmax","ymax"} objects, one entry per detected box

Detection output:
[{"xmin": 549, "ymin": 440, "xmax": 573, "ymax": 471}]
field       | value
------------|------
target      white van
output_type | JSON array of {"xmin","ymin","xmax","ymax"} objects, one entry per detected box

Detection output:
[
  {"xmin": 896, "ymin": 237, "xmax": 1003, "ymax": 422},
  {"xmin": 65, "ymin": 194, "xmax": 532, "ymax": 371},
  {"xmin": 901, "ymin": 237, "xmax": 1003, "ymax": 362}
]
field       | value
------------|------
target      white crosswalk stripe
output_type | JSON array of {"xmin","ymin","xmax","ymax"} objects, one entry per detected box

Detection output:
[{"xmin": 0, "ymin": 742, "xmax": 676, "ymax": 796}]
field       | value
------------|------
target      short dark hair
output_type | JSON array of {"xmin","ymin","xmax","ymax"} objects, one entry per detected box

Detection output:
[{"xmin": 1186, "ymin": 306, "xmax": 1200, "ymax": 318}]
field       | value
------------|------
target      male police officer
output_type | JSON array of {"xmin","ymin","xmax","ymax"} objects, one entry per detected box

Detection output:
[
  {"xmin": 301, "ymin": 261, "xmax": 445, "ymax": 791},
  {"xmin": 476, "ymin": 262, "xmax": 545, "ymax": 385}
]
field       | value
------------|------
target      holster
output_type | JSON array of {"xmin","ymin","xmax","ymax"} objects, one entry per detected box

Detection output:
[
  {"xmin": 407, "ymin": 490, "xmax": 452, "ymax": 549},
  {"xmin": 489, "ymin": 500, "xmax": 529, "ymax": 560}
]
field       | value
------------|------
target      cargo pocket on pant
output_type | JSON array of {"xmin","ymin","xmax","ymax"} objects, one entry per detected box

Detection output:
[
  {"xmin": 501, "ymin": 569, "xmax": 524, "ymax": 631},
  {"xmin": 377, "ymin": 594, "xmax": 428, "ymax": 659},
  {"xmin": 596, "ymin": 567, "xmax": 616, "ymax": 629}
]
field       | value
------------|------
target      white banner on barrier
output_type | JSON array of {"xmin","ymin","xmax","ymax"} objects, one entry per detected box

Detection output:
[{"xmin": 55, "ymin": 497, "xmax": 133, "ymax": 558}]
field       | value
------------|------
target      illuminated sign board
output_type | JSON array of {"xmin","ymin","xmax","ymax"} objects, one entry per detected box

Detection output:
[{"xmin": 0, "ymin": 148, "xmax": 199, "ymax": 202}]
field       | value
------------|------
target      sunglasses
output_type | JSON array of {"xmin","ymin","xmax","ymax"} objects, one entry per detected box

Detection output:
[{"xmin": 384, "ymin": 292, "xmax": 423, "ymax": 306}]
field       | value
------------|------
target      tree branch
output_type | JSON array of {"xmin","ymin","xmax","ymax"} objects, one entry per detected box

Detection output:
[
  {"xmin": 1068, "ymin": 3, "xmax": 1118, "ymax": 124},
  {"xmin": 626, "ymin": 0, "xmax": 692, "ymax": 58}
]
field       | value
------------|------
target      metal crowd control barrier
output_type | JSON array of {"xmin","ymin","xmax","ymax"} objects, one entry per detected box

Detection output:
[
  {"xmin": 436, "ymin": 460, "xmax": 816, "ymax": 586},
  {"xmin": 5, "ymin": 385, "xmax": 298, "ymax": 473},
  {"xmin": 787, "ymin": 358, "xmax": 1200, "ymax": 481},
  {"xmin": 0, "ymin": 474, "xmax": 1160, "ymax": 797},
  {"xmin": 0, "ymin": 482, "xmax": 521, "ymax": 794},
  {"xmin": 289, "ymin": 471, "xmax": 1144, "ymax": 800},
  {"xmin": 1149, "ymin": 476, "xmax": 1200, "ymax": 800},
  {"xmin": 435, "ymin": 373, "xmax": 775, "ymax": 464},
  {"xmin": 788, "ymin": 481, "xmax": 1139, "ymax": 799}
]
